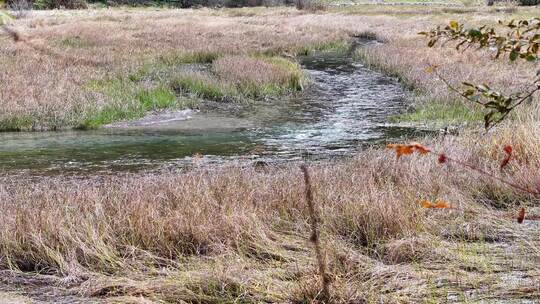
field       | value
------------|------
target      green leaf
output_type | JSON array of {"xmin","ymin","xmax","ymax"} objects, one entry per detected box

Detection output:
[
  {"xmin": 510, "ymin": 50, "xmax": 519, "ymax": 61},
  {"xmin": 468, "ymin": 29, "xmax": 482, "ymax": 38}
]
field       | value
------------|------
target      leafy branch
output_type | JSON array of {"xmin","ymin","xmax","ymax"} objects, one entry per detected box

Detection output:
[{"xmin": 420, "ymin": 19, "xmax": 540, "ymax": 129}]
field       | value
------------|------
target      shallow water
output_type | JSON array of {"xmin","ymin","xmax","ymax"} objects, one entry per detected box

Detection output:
[{"xmin": 0, "ymin": 50, "xmax": 430, "ymax": 176}]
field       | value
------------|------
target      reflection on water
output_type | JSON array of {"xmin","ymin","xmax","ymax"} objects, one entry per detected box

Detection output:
[{"xmin": 0, "ymin": 50, "xmax": 431, "ymax": 176}]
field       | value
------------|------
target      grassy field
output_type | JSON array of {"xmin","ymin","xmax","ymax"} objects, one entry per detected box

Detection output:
[{"xmin": 0, "ymin": 4, "xmax": 540, "ymax": 303}]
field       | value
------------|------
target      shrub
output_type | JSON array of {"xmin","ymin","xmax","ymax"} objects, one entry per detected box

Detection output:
[
  {"xmin": 88, "ymin": 0, "xmax": 286, "ymax": 7},
  {"xmin": 519, "ymin": 0, "xmax": 540, "ymax": 5},
  {"xmin": 294, "ymin": 0, "xmax": 326, "ymax": 11},
  {"xmin": 20, "ymin": 0, "xmax": 88, "ymax": 9},
  {"xmin": 7, "ymin": 0, "xmax": 31, "ymax": 19}
]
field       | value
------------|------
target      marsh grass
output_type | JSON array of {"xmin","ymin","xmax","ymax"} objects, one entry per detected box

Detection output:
[
  {"xmin": 0, "ymin": 9, "xmax": 353, "ymax": 130},
  {"xmin": 82, "ymin": 79, "xmax": 185, "ymax": 128},
  {"xmin": 393, "ymin": 101, "xmax": 484, "ymax": 124},
  {"xmin": 0, "ymin": 130, "xmax": 539, "ymax": 301},
  {"xmin": 170, "ymin": 71, "xmax": 237, "ymax": 102},
  {"xmin": 158, "ymin": 51, "xmax": 221, "ymax": 65},
  {"xmin": 85, "ymin": 51, "xmax": 306, "ymax": 127},
  {"xmin": 1, "ymin": 6, "xmax": 540, "ymax": 302},
  {"xmin": 212, "ymin": 55, "xmax": 306, "ymax": 98},
  {"xmin": 0, "ymin": 115, "xmax": 34, "ymax": 131},
  {"xmin": 164, "ymin": 54, "xmax": 306, "ymax": 102},
  {"xmin": 56, "ymin": 36, "xmax": 94, "ymax": 48},
  {"xmin": 294, "ymin": 39, "xmax": 351, "ymax": 56}
]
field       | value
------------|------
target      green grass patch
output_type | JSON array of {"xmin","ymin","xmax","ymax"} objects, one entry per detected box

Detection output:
[
  {"xmin": 128, "ymin": 62, "xmax": 156, "ymax": 82},
  {"xmin": 170, "ymin": 74, "xmax": 237, "ymax": 102},
  {"xmin": 82, "ymin": 79, "xmax": 189, "ymax": 129},
  {"xmin": 107, "ymin": 52, "xmax": 306, "ymax": 124},
  {"xmin": 159, "ymin": 51, "xmax": 220, "ymax": 66},
  {"xmin": 137, "ymin": 87, "xmax": 177, "ymax": 110},
  {"xmin": 295, "ymin": 39, "xmax": 351, "ymax": 56},
  {"xmin": 391, "ymin": 101, "xmax": 484, "ymax": 124},
  {"xmin": 238, "ymin": 82, "xmax": 288, "ymax": 99},
  {"xmin": 0, "ymin": 115, "xmax": 35, "ymax": 131},
  {"xmin": 262, "ymin": 39, "xmax": 351, "ymax": 57}
]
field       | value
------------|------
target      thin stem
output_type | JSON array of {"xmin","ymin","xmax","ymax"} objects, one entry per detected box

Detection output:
[
  {"xmin": 300, "ymin": 164, "xmax": 331, "ymax": 302},
  {"xmin": 432, "ymin": 151, "xmax": 540, "ymax": 196},
  {"xmin": 434, "ymin": 70, "xmax": 485, "ymax": 106}
]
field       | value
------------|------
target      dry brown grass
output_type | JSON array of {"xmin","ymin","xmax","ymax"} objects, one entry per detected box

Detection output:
[
  {"xmin": 1, "ymin": 5, "xmax": 540, "ymax": 302},
  {"xmin": 213, "ymin": 55, "xmax": 304, "ymax": 92},
  {"xmin": 0, "ymin": 129, "xmax": 539, "ymax": 301}
]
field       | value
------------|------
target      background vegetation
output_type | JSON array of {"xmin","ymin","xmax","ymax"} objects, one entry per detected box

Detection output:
[{"xmin": 0, "ymin": 3, "xmax": 539, "ymax": 303}]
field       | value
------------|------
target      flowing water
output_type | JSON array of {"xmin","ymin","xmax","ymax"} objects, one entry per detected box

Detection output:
[{"xmin": 0, "ymin": 49, "xmax": 430, "ymax": 176}]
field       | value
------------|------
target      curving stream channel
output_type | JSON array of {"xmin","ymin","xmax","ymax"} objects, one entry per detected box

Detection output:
[{"xmin": 0, "ymin": 49, "xmax": 430, "ymax": 176}]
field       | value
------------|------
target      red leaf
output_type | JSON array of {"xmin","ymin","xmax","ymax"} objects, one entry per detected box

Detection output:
[
  {"xmin": 517, "ymin": 207, "xmax": 525, "ymax": 224},
  {"xmin": 500, "ymin": 145, "xmax": 513, "ymax": 169},
  {"xmin": 438, "ymin": 154, "xmax": 447, "ymax": 164}
]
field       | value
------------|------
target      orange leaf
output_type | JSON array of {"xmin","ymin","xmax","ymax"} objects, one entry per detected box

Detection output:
[
  {"xmin": 411, "ymin": 142, "xmax": 431, "ymax": 154},
  {"xmin": 433, "ymin": 200, "xmax": 451, "ymax": 209},
  {"xmin": 419, "ymin": 199, "xmax": 451, "ymax": 209},
  {"xmin": 396, "ymin": 145, "xmax": 414, "ymax": 158},
  {"xmin": 387, "ymin": 143, "xmax": 429, "ymax": 159},
  {"xmin": 419, "ymin": 199, "xmax": 432, "ymax": 208}
]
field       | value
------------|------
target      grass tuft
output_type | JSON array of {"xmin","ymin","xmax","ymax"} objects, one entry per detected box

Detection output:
[
  {"xmin": 170, "ymin": 72, "xmax": 236, "ymax": 102},
  {"xmin": 81, "ymin": 81, "xmax": 181, "ymax": 129},
  {"xmin": 158, "ymin": 51, "xmax": 221, "ymax": 66},
  {"xmin": 392, "ymin": 101, "xmax": 484, "ymax": 125},
  {"xmin": 0, "ymin": 115, "xmax": 35, "ymax": 131}
]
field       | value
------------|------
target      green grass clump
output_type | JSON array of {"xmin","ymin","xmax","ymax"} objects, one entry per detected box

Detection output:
[
  {"xmin": 238, "ymin": 83, "xmax": 285, "ymax": 99},
  {"xmin": 0, "ymin": 115, "xmax": 35, "ymax": 131},
  {"xmin": 392, "ymin": 101, "xmax": 483, "ymax": 124},
  {"xmin": 159, "ymin": 51, "xmax": 220, "ymax": 66},
  {"xmin": 137, "ymin": 87, "xmax": 177, "ymax": 110},
  {"xmin": 295, "ymin": 39, "xmax": 350, "ymax": 56},
  {"xmin": 170, "ymin": 74, "xmax": 237, "ymax": 102},
  {"xmin": 82, "ymin": 80, "xmax": 183, "ymax": 129},
  {"xmin": 259, "ymin": 56, "xmax": 305, "ymax": 91},
  {"xmin": 90, "ymin": 52, "xmax": 306, "ymax": 128}
]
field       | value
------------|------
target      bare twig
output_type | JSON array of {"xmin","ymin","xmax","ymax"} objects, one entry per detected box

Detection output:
[
  {"xmin": 300, "ymin": 164, "xmax": 331, "ymax": 302},
  {"xmin": 436, "ymin": 151, "xmax": 540, "ymax": 196}
]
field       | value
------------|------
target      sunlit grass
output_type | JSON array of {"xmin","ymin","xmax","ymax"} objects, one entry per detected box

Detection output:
[
  {"xmin": 393, "ymin": 101, "xmax": 484, "ymax": 124},
  {"xmin": 82, "ymin": 80, "xmax": 186, "ymax": 129}
]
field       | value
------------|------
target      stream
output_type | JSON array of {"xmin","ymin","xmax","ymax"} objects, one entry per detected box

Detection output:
[{"xmin": 0, "ymin": 49, "xmax": 430, "ymax": 176}]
